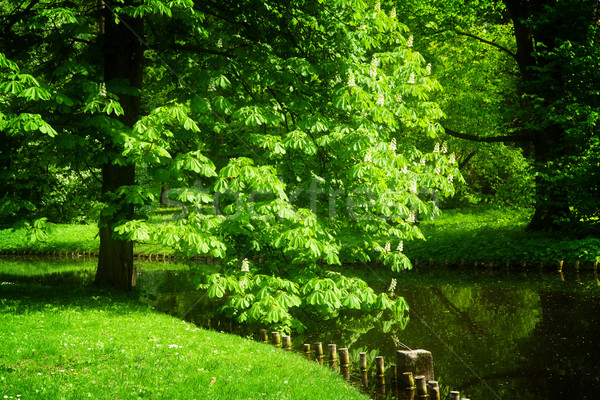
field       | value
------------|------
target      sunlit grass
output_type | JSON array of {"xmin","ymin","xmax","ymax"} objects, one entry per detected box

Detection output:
[
  {"xmin": 0, "ymin": 284, "xmax": 368, "ymax": 400},
  {"xmin": 406, "ymin": 206, "xmax": 600, "ymax": 266},
  {"xmin": 0, "ymin": 223, "xmax": 174, "ymax": 255}
]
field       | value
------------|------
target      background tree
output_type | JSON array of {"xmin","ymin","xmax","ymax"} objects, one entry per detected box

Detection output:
[
  {"xmin": 398, "ymin": 0, "xmax": 600, "ymax": 231},
  {"xmin": 1, "ymin": 0, "xmax": 459, "ymax": 330}
]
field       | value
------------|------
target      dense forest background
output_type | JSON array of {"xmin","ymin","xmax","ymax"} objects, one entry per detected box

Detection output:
[{"xmin": 1, "ymin": 0, "xmax": 599, "ymax": 329}]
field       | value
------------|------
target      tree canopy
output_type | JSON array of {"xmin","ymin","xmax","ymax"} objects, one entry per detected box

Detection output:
[{"xmin": 1, "ymin": 0, "xmax": 598, "ymax": 329}]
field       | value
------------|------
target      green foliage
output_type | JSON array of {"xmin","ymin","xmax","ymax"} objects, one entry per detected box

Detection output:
[{"xmin": 198, "ymin": 260, "xmax": 409, "ymax": 333}]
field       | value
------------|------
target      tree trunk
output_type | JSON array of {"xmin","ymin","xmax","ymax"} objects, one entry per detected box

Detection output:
[
  {"xmin": 526, "ymin": 130, "xmax": 571, "ymax": 231},
  {"xmin": 504, "ymin": 0, "xmax": 574, "ymax": 231},
  {"xmin": 94, "ymin": 1, "xmax": 143, "ymax": 291},
  {"xmin": 96, "ymin": 164, "xmax": 135, "ymax": 291}
]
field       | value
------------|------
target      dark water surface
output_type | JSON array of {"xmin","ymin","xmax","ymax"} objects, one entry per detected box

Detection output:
[{"xmin": 2, "ymin": 258, "xmax": 599, "ymax": 399}]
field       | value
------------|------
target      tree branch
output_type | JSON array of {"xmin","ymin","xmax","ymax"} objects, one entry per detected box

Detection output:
[
  {"xmin": 459, "ymin": 150, "xmax": 477, "ymax": 170},
  {"xmin": 168, "ymin": 43, "xmax": 237, "ymax": 58},
  {"xmin": 452, "ymin": 30, "xmax": 518, "ymax": 62},
  {"xmin": 443, "ymin": 126, "xmax": 535, "ymax": 143}
]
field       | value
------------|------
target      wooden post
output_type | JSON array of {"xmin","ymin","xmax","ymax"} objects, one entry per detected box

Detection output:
[
  {"xmin": 449, "ymin": 391, "xmax": 460, "ymax": 400},
  {"xmin": 401, "ymin": 371, "xmax": 416, "ymax": 389},
  {"xmin": 328, "ymin": 344, "xmax": 338, "ymax": 371},
  {"xmin": 271, "ymin": 331, "xmax": 281, "ymax": 347},
  {"xmin": 359, "ymin": 352, "xmax": 368, "ymax": 387},
  {"xmin": 314, "ymin": 342, "xmax": 323, "ymax": 357},
  {"xmin": 575, "ymin": 260, "xmax": 580, "ymax": 271},
  {"xmin": 259, "ymin": 329, "xmax": 268, "ymax": 343},
  {"xmin": 359, "ymin": 352, "xmax": 368, "ymax": 371},
  {"xmin": 314, "ymin": 342, "xmax": 324, "ymax": 366},
  {"xmin": 390, "ymin": 364, "xmax": 398, "ymax": 382},
  {"xmin": 303, "ymin": 343, "xmax": 311, "ymax": 356},
  {"xmin": 427, "ymin": 381, "xmax": 440, "ymax": 400},
  {"xmin": 414, "ymin": 375, "xmax": 427, "ymax": 396},
  {"xmin": 593, "ymin": 261, "xmax": 598, "ymax": 272},
  {"xmin": 339, "ymin": 348, "xmax": 350, "ymax": 366},
  {"xmin": 282, "ymin": 335, "xmax": 291, "ymax": 350},
  {"xmin": 558, "ymin": 259, "xmax": 564, "ymax": 272},
  {"xmin": 396, "ymin": 350, "xmax": 434, "ymax": 381},
  {"xmin": 328, "ymin": 344, "xmax": 337, "ymax": 361},
  {"xmin": 339, "ymin": 348, "xmax": 350, "ymax": 381},
  {"xmin": 375, "ymin": 356, "xmax": 385, "ymax": 387}
]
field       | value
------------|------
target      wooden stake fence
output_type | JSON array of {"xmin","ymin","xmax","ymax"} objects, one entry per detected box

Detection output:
[{"xmin": 260, "ymin": 330, "xmax": 472, "ymax": 399}]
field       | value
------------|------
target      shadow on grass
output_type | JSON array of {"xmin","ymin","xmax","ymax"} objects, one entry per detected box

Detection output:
[{"xmin": 0, "ymin": 282, "xmax": 146, "ymax": 316}]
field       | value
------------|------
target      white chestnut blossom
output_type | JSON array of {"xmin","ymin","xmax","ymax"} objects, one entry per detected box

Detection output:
[
  {"xmin": 384, "ymin": 242, "xmax": 391, "ymax": 253},
  {"xmin": 390, "ymin": 7, "xmax": 396, "ymax": 18},
  {"xmin": 397, "ymin": 240, "xmax": 404, "ymax": 252},
  {"xmin": 370, "ymin": 65, "xmax": 377, "ymax": 78},
  {"xmin": 347, "ymin": 72, "xmax": 356, "ymax": 87},
  {"xmin": 241, "ymin": 258, "xmax": 250, "ymax": 272},
  {"xmin": 390, "ymin": 138, "xmax": 397, "ymax": 151},
  {"xmin": 364, "ymin": 152, "xmax": 372, "ymax": 163},
  {"xmin": 406, "ymin": 35, "xmax": 414, "ymax": 47},
  {"xmin": 388, "ymin": 278, "xmax": 397, "ymax": 292},
  {"xmin": 376, "ymin": 93, "xmax": 384, "ymax": 106},
  {"xmin": 208, "ymin": 80, "xmax": 216, "ymax": 92},
  {"xmin": 408, "ymin": 73, "xmax": 415, "ymax": 84}
]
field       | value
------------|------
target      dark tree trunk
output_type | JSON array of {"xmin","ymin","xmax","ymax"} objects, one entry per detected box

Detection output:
[
  {"xmin": 504, "ymin": 0, "xmax": 574, "ymax": 231},
  {"xmin": 94, "ymin": 1, "xmax": 143, "ymax": 291},
  {"xmin": 526, "ymin": 130, "xmax": 571, "ymax": 231},
  {"xmin": 96, "ymin": 164, "xmax": 135, "ymax": 291}
]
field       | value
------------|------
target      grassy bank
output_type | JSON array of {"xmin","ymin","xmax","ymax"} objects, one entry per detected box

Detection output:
[
  {"xmin": 405, "ymin": 207, "xmax": 600, "ymax": 268},
  {"xmin": 0, "ymin": 284, "xmax": 368, "ymax": 400},
  {"xmin": 1, "ymin": 206, "xmax": 599, "ymax": 267}
]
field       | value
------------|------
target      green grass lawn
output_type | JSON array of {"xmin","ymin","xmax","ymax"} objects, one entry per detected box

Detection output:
[
  {"xmin": 0, "ymin": 223, "xmax": 173, "ymax": 255},
  {"xmin": 0, "ymin": 284, "xmax": 368, "ymax": 400},
  {"xmin": 405, "ymin": 206, "xmax": 600, "ymax": 268}
]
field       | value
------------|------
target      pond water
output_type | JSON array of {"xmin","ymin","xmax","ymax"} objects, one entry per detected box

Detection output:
[{"xmin": 1, "ymin": 258, "xmax": 600, "ymax": 399}]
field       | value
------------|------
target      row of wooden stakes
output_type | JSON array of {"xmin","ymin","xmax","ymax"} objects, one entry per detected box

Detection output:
[
  {"xmin": 258, "ymin": 329, "xmax": 470, "ymax": 400},
  {"xmin": 413, "ymin": 257, "xmax": 599, "ymax": 272},
  {"xmin": 0, "ymin": 250, "xmax": 176, "ymax": 262}
]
